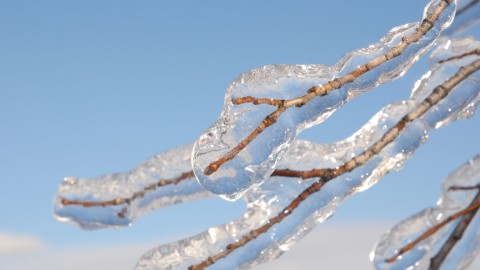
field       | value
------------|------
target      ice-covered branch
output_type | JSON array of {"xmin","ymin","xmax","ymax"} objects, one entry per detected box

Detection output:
[
  {"xmin": 372, "ymin": 156, "xmax": 480, "ymax": 270},
  {"xmin": 429, "ymin": 188, "xmax": 480, "ymax": 270},
  {"xmin": 192, "ymin": 0, "xmax": 456, "ymax": 201},
  {"xmin": 55, "ymin": 46, "xmax": 479, "ymax": 230},
  {"xmin": 54, "ymin": 144, "xmax": 207, "ymax": 229},
  {"xmin": 134, "ymin": 38, "xmax": 480, "ymax": 269},
  {"xmin": 51, "ymin": 1, "xmax": 480, "ymax": 268},
  {"xmin": 384, "ymin": 189, "xmax": 480, "ymax": 265},
  {"xmin": 442, "ymin": 0, "xmax": 480, "ymax": 37}
]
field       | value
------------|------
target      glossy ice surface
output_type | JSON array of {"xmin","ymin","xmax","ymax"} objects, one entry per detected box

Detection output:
[{"xmin": 192, "ymin": 0, "xmax": 456, "ymax": 201}]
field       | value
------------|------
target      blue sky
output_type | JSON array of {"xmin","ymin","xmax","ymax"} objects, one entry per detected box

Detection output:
[{"xmin": 0, "ymin": 0, "xmax": 479, "ymax": 269}]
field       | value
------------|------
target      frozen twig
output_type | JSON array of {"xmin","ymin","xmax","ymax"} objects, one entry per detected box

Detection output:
[
  {"xmin": 449, "ymin": 184, "xmax": 480, "ymax": 191},
  {"xmin": 58, "ymin": 171, "xmax": 194, "ymax": 217},
  {"xmin": 54, "ymin": 35, "xmax": 480, "ymax": 268},
  {"xmin": 384, "ymin": 189, "xmax": 480, "ymax": 265},
  {"xmin": 438, "ymin": 48, "xmax": 480, "ymax": 63},
  {"xmin": 203, "ymin": 0, "xmax": 453, "ymax": 177},
  {"xmin": 187, "ymin": 53, "xmax": 480, "ymax": 270},
  {"xmin": 269, "ymin": 51, "xmax": 480, "ymax": 181},
  {"xmin": 57, "ymin": 49, "xmax": 480, "ymax": 219},
  {"xmin": 52, "ymin": 1, "xmax": 480, "ymax": 268},
  {"xmin": 429, "ymin": 190, "xmax": 480, "ymax": 269},
  {"xmin": 373, "ymin": 154, "xmax": 480, "ymax": 270}
]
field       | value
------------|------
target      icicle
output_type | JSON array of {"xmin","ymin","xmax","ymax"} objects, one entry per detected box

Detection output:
[
  {"xmin": 192, "ymin": 0, "xmax": 457, "ymax": 201},
  {"xmin": 371, "ymin": 155, "xmax": 480, "ymax": 270},
  {"xmin": 135, "ymin": 37, "xmax": 480, "ymax": 270}
]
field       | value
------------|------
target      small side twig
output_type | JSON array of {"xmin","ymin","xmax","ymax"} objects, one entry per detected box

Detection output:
[
  {"xmin": 384, "ymin": 186, "xmax": 480, "ymax": 270},
  {"xmin": 438, "ymin": 48, "xmax": 480, "ymax": 63},
  {"xmin": 60, "ymin": 51, "xmax": 480, "ymax": 221}
]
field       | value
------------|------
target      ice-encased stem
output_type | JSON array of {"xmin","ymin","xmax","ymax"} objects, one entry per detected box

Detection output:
[
  {"xmin": 429, "ymin": 190, "xmax": 480, "ymax": 270},
  {"xmin": 53, "ymin": 144, "xmax": 209, "ymax": 229},
  {"xmin": 135, "ymin": 38, "xmax": 480, "ymax": 269},
  {"xmin": 372, "ymin": 156, "xmax": 480, "ymax": 270},
  {"xmin": 54, "ymin": 44, "xmax": 478, "ymax": 230},
  {"xmin": 192, "ymin": 0, "xmax": 457, "ymax": 201}
]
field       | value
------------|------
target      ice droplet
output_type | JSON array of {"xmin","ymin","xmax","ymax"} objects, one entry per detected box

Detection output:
[{"xmin": 192, "ymin": 0, "xmax": 456, "ymax": 200}]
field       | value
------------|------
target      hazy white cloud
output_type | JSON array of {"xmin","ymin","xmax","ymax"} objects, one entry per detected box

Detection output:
[
  {"xmin": 1, "ymin": 222, "xmax": 479, "ymax": 269},
  {"xmin": 0, "ymin": 232, "xmax": 44, "ymax": 255},
  {"xmin": 255, "ymin": 222, "xmax": 390, "ymax": 269},
  {"xmin": 256, "ymin": 221, "xmax": 480, "ymax": 270},
  {"xmin": 0, "ymin": 242, "xmax": 153, "ymax": 270}
]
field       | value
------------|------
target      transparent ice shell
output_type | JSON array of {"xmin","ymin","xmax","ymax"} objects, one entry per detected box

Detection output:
[
  {"xmin": 192, "ymin": 0, "xmax": 457, "ymax": 201},
  {"xmin": 54, "ymin": 144, "xmax": 208, "ymax": 229},
  {"xmin": 372, "ymin": 155, "xmax": 480, "ymax": 270},
  {"xmin": 134, "ymin": 37, "xmax": 480, "ymax": 269}
]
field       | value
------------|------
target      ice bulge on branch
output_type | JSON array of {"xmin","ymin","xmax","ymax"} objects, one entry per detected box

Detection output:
[{"xmin": 192, "ymin": 0, "xmax": 456, "ymax": 201}]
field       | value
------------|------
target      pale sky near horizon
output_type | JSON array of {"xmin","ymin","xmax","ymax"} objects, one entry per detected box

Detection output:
[{"xmin": 1, "ymin": 0, "xmax": 479, "ymax": 269}]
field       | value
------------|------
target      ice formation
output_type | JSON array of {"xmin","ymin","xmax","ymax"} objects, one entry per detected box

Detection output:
[
  {"xmin": 372, "ymin": 155, "xmax": 480, "ymax": 270},
  {"xmin": 133, "ymin": 38, "xmax": 480, "ymax": 269},
  {"xmin": 52, "ymin": 1, "xmax": 480, "ymax": 269},
  {"xmin": 53, "ymin": 33, "xmax": 480, "ymax": 235},
  {"xmin": 54, "ymin": 143, "xmax": 208, "ymax": 229},
  {"xmin": 192, "ymin": 0, "xmax": 456, "ymax": 201},
  {"xmin": 442, "ymin": 0, "xmax": 480, "ymax": 38}
]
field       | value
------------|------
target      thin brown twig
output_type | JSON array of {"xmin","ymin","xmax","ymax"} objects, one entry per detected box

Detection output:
[
  {"xmin": 58, "ymin": 53, "xmax": 479, "ymax": 269},
  {"xmin": 188, "ymin": 52, "xmax": 480, "ymax": 270},
  {"xmin": 204, "ymin": 0, "xmax": 453, "ymax": 176},
  {"xmin": 449, "ymin": 184, "xmax": 480, "ymax": 191},
  {"xmin": 61, "ymin": 53, "xmax": 480, "ymax": 220},
  {"xmin": 384, "ymin": 188, "xmax": 480, "ymax": 266},
  {"xmin": 232, "ymin": 96, "xmax": 286, "ymax": 106},
  {"xmin": 60, "ymin": 50, "xmax": 480, "ymax": 227},
  {"xmin": 59, "ymin": 171, "xmax": 194, "ymax": 217},
  {"xmin": 273, "ymin": 58, "xmax": 480, "ymax": 181},
  {"xmin": 438, "ymin": 48, "xmax": 480, "ymax": 63},
  {"xmin": 58, "ymin": 167, "xmax": 329, "ymax": 213}
]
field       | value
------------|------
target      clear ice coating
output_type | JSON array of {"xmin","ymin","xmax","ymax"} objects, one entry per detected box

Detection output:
[
  {"xmin": 371, "ymin": 155, "xmax": 480, "ymax": 270},
  {"xmin": 442, "ymin": 0, "xmax": 480, "ymax": 38},
  {"xmin": 53, "ymin": 144, "xmax": 210, "ymax": 229},
  {"xmin": 192, "ymin": 0, "xmax": 457, "ymax": 201},
  {"xmin": 134, "ymin": 38, "xmax": 480, "ymax": 269},
  {"xmin": 51, "ymin": 1, "xmax": 480, "ymax": 269}
]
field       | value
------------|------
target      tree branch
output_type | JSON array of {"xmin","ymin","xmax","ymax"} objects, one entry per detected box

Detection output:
[
  {"xmin": 188, "ymin": 53, "xmax": 480, "ymax": 270},
  {"xmin": 204, "ymin": 0, "xmax": 453, "ymax": 176},
  {"xmin": 429, "ymin": 190, "xmax": 480, "ymax": 269},
  {"xmin": 438, "ymin": 48, "xmax": 480, "ymax": 63},
  {"xmin": 383, "ymin": 187, "xmax": 480, "ymax": 269},
  {"xmin": 60, "ymin": 49, "xmax": 480, "ymax": 221}
]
